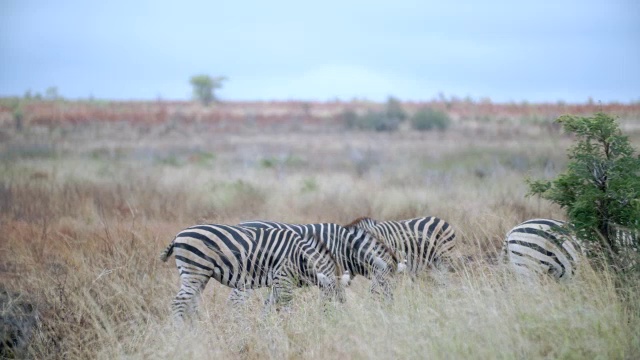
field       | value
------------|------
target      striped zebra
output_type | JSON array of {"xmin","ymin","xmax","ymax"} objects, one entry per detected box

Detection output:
[
  {"xmin": 238, "ymin": 221, "xmax": 405, "ymax": 299},
  {"xmin": 160, "ymin": 224, "xmax": 349, "ymax": 322},
  {"xmin": 346, "ymin": 216, "xmax": 456, "ymax": 278},
  {"xmin": 503, "ymin": 219, "xmax": 583, "ymax": 280},
  {"xmin": 609, "ymin": 222, "xmax": 639, "ymax": 272}
]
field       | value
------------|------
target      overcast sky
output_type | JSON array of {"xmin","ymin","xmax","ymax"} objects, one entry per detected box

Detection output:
[{"xmin": 1, "ymin": 0, "xmax": 638, "ymax": 102}]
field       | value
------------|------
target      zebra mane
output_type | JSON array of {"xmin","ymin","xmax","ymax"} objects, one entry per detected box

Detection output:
[
  {"xmin": 342, "ymin": 219, "xmax": 400, "ymax": 267},
  {"xmin": 344, "ymin": 216, "xmax": 377, "ymax": 229}
]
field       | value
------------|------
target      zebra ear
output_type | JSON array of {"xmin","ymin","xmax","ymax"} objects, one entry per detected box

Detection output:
[
  {"xmin": 316, "ymin": 272, "xmax": 331, "ymax": 287},
  {"xmin": 397, "ymin": 259, "xmax": 408, "ymax": 273},
  {"xmin": 340, "ymin": 271, "xmax": 351, "ymax": 287}
]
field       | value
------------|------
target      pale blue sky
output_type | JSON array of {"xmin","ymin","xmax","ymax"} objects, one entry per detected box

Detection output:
[{"xmin": 1, "ymin": 0, "xmax": 638, "ymax": 102}]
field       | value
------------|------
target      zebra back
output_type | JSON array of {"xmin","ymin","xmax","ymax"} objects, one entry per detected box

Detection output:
[
  {"xmin": 240, "ymin": 220, "xmax": 401, "ymax": 279},
  {"xmin": 504, "ymin": 218, "xmax": 583, "ymax": 280}
]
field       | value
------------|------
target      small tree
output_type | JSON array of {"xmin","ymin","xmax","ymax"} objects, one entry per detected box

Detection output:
[
  {"xmin": 527, "ymin": 113, "xmax": 640, "ymax": 270},
  {"xmin": 189, "ymin": 75, "xmax": 226, "ymax": 106}
]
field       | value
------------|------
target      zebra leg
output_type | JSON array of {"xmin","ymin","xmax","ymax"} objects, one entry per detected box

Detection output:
[
  {"xmin": 262, "ymin": 276, "xmax": 294, "ymax": 316},
  {"xmin": 370, "ymin": 273, "xmax": 394, "ymax": 302},
  {"xmin": 228, "ymin": 288, "xmax": 254, "ymax": 307},
  {"xmin": 228, "ymin": 287, "xmax": 253, "ymax": 332},
  {"xmin": 172, "ymin": 273, "xmax": 210, "ymax": 323},
  {"xmin": 428, "ymin": 258, "xmax": 451, "ymax": 286}
]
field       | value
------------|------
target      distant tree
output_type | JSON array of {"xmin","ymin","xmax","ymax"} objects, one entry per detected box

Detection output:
[
  {"xmin": 189, "ymin": 75, "xmax": 227, "ymax": 106},
  {"xmin": 527, "ymin": 113, "xmax": 640, "ymax": 272}
]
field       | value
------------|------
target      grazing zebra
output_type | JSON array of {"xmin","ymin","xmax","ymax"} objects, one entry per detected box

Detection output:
[
  {"xmin": 238, "ymin": 221, "xmax": 405, "ymax": 299},
  {"xmin": 503, "ymin": 219, "xmax": 583, "ymax": 280},
  {"xmin": 160, "ymin": 224, "xmax": 349, "ymax": 322},
  {"xmin": 346, "ymin": 216, "xmax": 456, "ymax": 278}
]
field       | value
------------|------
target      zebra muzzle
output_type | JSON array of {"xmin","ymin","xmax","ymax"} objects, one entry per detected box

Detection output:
[
  {"xmin": 340, "ymin": 271, "xmax": 351, "ymax": 287},
  {"xmin": 397, "ymin": 260, "xmax": 408, "ymax": 273}
]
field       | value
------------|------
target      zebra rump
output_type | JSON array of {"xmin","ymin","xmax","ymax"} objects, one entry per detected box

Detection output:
[{"xmin": 503, "ymin": 218, "xmax": 583, "ymax": 280}]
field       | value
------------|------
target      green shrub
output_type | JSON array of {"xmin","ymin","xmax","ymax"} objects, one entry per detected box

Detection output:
[
  {"xmin": 411, "ymin": 108, "xmax": 451, "ymax": 131},
  {"xmin": 361, "ymin": 111, "xmax": 400, "ymax": 132},
  {"xmin": 343, "ymin": 110, "xmax": 400, "ymax": 132},
  {"xmin": 527, "ymin": 113, "xmax": 640, "ymax": 271}
]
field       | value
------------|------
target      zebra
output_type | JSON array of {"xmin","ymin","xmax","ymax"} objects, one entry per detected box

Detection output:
[
  {"xmin": 345, "ymin": 216, "xmax": 456, "ymax": 279},
  {"xmin": 160, "ymin": 224, "xmax": 350, "ymax": 322},
  {"xmin": 237, "ymin": 221, "xmax": 406, "ymax": 300},
  {"xmin": 502, "ymin": 218, "xmax": 583, "ymax": 280},
  {"xmin": 608, "ymin": 222, "xmax": 639, "ymax": 272}
]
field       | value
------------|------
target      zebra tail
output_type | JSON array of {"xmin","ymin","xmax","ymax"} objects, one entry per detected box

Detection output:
[{"xmin": 159, "ymin": 240, "xmax": 175, "ymax": 262}]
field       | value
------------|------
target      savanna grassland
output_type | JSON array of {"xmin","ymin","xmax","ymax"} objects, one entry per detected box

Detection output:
[{"xmin": 1, "ymin": 100, "xmax": 640, "ymax": 359}]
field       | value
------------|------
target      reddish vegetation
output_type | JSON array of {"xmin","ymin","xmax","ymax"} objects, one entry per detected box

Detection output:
[{"xmin": 2, "ymin": 99, "xmax": 640, "ymax": 129}]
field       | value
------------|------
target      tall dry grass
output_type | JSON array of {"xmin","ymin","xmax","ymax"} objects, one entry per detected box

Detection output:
[{"xmin": 1, "ymin": 120, "xmax": 639, "ymax": 358}]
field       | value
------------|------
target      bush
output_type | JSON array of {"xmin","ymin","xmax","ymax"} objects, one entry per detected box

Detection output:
[
  {"xmin": 527, "ymin": 113, "xmax": 640, "ymax": 272},
  {"xmin": 361, "ymin": 111, "xmax": 400, "ymax": 132},
  {"xmin": 342, "ymin": 109, "xmax": 359, "ymax": 130},
  {"xmin": 385, "ymin": 96, "xmax": 407, "ymax": 123},
  {"xmin": 342, "ymin": 110, "xmax": 400, "ymax": 132},
  {"xmin": 411, "ymin": 108, "xmax": 451, "ymax": 131},
  {"xmin": 341, "ymin": 98, "xmax": 406, "ymax": 132}
]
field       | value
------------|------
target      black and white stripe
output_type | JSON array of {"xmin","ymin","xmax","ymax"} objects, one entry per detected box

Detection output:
[
  {"xmin": 346, "ymin": 216, "xmax": 456, "ymax": 277},
  {"xmin": 503, "ymin": 218, "xmax": 583, "ymax": 280},
  {"xmin": 609, "ymin": 222, "xmax": 639, "ymax": 271},
  {"xmin": 238, "ymin": 221, "xmax": 405, "ymax": 299},
  {"xmin": 160, "ymin": 224, "xmax": 348, "ymax": 321}
]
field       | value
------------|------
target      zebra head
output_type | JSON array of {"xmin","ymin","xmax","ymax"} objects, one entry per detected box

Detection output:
[
  {"xmin": 343, "ymin": 225, "xmax": 401, "ymax": 276},
  {"xmin": 397, "ymin": 259, "xmax": 408, "ymax": 273},
  {"xmin": 301, "ymin": 232, "xmax": 349, "ymax": 303}
]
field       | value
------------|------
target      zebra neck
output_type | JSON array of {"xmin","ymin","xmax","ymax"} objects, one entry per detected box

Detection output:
[{"xmin": 370, "ymin": 227, "xmax": 401, "ymax": 253}]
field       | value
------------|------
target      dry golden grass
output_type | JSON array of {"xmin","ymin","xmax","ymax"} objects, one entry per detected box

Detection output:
[{"xmin": 1, "ymin": 119, "xmax": 639, "ymax": 359}]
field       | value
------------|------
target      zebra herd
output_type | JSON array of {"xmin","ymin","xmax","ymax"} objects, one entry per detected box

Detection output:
[{"xmin": 160, "ymin": 216, "xmax": 583, "ymax": 322}]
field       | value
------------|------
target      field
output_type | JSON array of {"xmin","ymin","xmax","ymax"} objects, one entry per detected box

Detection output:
[{"xmin": 1, "ymin": 100, "xmax": 640, "ymax": 359}]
